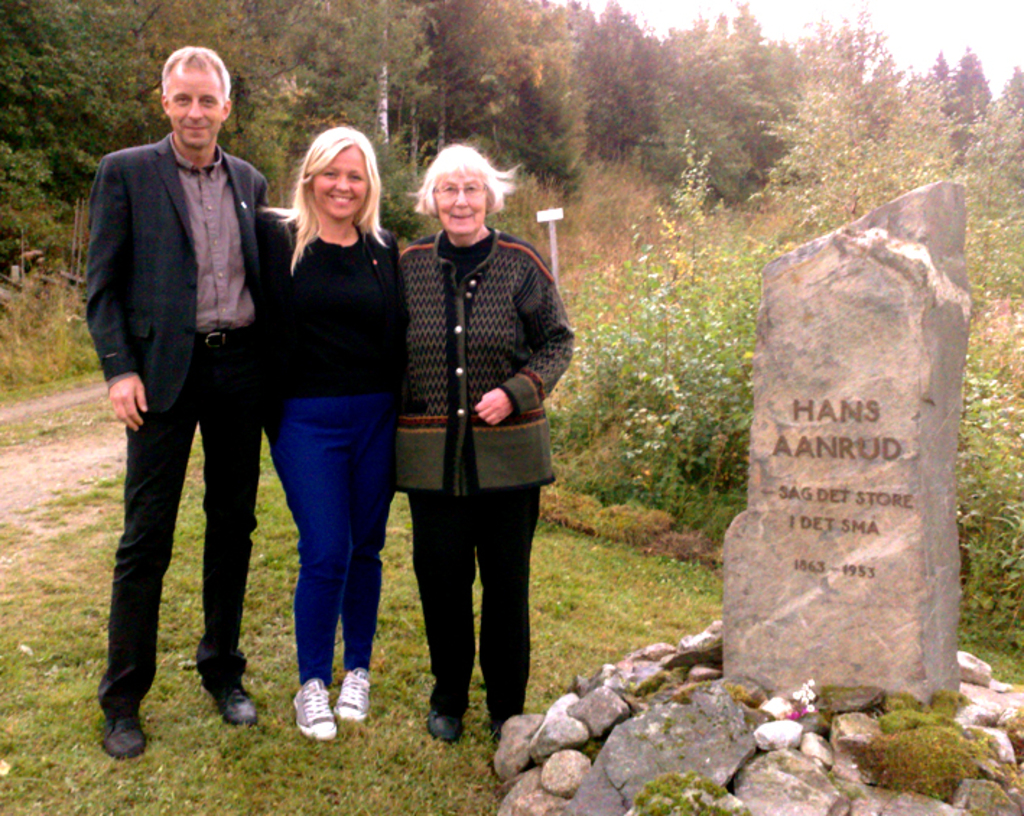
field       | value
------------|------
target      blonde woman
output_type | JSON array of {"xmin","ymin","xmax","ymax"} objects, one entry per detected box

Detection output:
[
  {"xmin": 398, "ymin": 145, "xmax": 573, "ymax": 742},
  {"xmin": 257, "ymin": 127, "xmax": 403, "ymax": 740}
]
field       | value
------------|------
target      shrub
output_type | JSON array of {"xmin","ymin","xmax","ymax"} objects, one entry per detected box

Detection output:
[
  {"xmin": 956, "ymin": 308, "xmax": 1024, "ymax": 647},
  {"xmin": 551, "ymin": 206, "xmax": 768, "ymax": 537}
]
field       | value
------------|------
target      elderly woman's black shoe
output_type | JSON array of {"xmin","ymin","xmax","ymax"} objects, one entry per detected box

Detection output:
[{"xmin": 427, "ymin": 710, "xmax": 463, "ymax": 743}]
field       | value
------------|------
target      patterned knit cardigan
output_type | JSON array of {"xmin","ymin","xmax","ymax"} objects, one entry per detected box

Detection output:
[{"xmin": 396, "ymin": 230, "xmax": 574, "ymax": 495}]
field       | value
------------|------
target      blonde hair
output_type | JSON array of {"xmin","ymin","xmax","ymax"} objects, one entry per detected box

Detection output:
[
  {"xmin": 414, "ymin": 144, "xmax": 515, "ymax": 217},
  {"xmin": 277, "ymin": 127, "xmax": 384, "ymax": 272},
  {"xmin": 162, "ymin": 46, "xmax": 231, "ymax": 100}
]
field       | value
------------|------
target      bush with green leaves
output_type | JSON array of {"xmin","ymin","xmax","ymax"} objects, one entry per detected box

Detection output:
[
  {"xmin": 552, "ymin": 210, "xmax": 768, "ymax": 536},
  {"xmin": 957, "ymin": 350, "xmax": 1024, "ymax": 645},
  {"xmin": 953, "ymin": 108, "xmax": 1024, "ymax": 647}
]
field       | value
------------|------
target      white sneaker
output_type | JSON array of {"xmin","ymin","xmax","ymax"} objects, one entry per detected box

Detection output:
[
  {"xmin": 294, "ymin": 678, "xmax": 337, "ymax": 741},
  {"xmin": 335, "ymin": 668, "xmax": 370, "ymax": 722}
]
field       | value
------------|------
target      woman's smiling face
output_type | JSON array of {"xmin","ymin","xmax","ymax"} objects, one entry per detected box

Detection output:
[
  {"xmin": 434, "ymin": 172, "xmax": 490, "ymax": 247},
  {"xmin": 311, "ymin": 145, "xmax": 368, "ymax": 230}
]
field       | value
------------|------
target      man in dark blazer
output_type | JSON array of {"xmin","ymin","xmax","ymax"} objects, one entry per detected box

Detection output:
[{"xmin": 86, "ymin": 46, "xmax": 267, "ymax": 760}]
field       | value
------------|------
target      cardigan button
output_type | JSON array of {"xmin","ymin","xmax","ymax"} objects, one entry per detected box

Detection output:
[
  {"xmin": 455, "ymin": 368, "xmax": 464, "ymax": 376},
  {"xmin": 454, "ymin": 325, "xmax": 463, "ymax": 334},
  {"xmin": 457, "ymin": 408, "xmax": 466, "ymax": 417},
  {"xmin": 469, "ymin": 279, "xmax": 478, "ymax": 288}
]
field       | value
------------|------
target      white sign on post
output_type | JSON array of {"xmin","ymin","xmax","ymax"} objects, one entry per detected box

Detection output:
[{"xmin": 536, "ymin": 208, "xmax": 564, "ymax": 285}]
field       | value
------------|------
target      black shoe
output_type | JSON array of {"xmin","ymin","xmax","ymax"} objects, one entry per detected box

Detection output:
[
  {"xmin": 489, "ymin": 718, "xmax": 507, "ymax": 742},
  {"xmin": 209, "ymin": 684, "xmax": 258, "ymax": 726},
  {"xmin": 427, "ymin": 710, "xmax": 463, "ymax": 743},
  {"xmin": 103, "ymin": 716, "xmax": 146, "ymax": 760}
]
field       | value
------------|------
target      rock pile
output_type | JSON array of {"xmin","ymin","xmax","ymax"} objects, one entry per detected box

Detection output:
[{"xmin": 494, "ymin": 621, "xmax": 1024, "ymax": 816}]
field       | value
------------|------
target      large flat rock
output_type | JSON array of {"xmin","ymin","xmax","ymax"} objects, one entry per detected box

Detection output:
[{"xmin": 566, "ymin": 683, "xmax": 756, "ymax": 816}]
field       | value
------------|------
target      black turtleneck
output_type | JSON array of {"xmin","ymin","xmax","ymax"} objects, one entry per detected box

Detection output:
[{"xmin": 438, "ymin": 229, "xmax": 493, "ymax": 282}]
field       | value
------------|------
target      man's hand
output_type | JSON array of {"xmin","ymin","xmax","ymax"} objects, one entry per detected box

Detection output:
[
  {"xmin": 475, "ymin": 388, "xmax": 513, "ymax": 426},
  {"xmin": 109, "ymin": 374, "xmax": 148, "ymax": 431}
]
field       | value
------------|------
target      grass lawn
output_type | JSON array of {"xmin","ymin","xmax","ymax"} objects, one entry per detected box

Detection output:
[{"xmin": 0, "ymin": 437, "xmax": 722, "ymax": 815}]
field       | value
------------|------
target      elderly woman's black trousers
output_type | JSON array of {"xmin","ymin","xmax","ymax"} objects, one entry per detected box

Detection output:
[{"xmin": 409, "ymin": 488, "xmax": 540, "ymax": 721}]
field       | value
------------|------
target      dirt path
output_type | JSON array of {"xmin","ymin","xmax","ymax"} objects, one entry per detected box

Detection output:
[{"xmin": 0, "ymin": 382, "xmax": 125, "ymax": 520}]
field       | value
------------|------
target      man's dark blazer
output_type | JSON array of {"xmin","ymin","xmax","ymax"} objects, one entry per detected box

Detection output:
[{"xmin": 86, "ymin": 134, "xmax": 268, "ymax": 413}]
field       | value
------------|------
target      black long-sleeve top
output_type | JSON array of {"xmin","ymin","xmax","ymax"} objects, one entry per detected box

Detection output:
[{"xmin": 256, "ymin": 213, "xmax": 405, "ymax": 430}]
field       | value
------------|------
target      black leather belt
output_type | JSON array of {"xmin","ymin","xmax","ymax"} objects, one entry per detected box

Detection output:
[{"xmin": 197, "ymin": 325, "xmax": 254, "ymax": 348}]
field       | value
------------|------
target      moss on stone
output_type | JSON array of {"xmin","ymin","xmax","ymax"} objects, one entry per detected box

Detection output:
[
  {"xmin": 671, "ymin": 687, "xmax": 695, "ymax": 706},
  {"xmin": 635, "ymin": 671, "xmax": 671, "ymax": 697},
  {"xmin": 631, "ymin": 772, "xmax": 751, "ymax": 816},
  {"xmin": 580, "ymin": 738, "xmax": 605, "ymax": 762},
  {"xmin": 829, "ymin": 778, "xmax": 867, "ymax": 801},
  {"xmin": 928, "ymin": 689, "xmax": 969, "ymax": 717},
  {"xmin": 867, "ymin": 725, "xmax": 982, "ymax": 801},
  {"xmin": 882, "ymin": 692, "xmax": 923, "ymax": 714},
  {"xmin": 635, "ymin": 668, "xmax": 691, "ymax": 698},
  {"xmin": 878, "ymin": 709, "xmax": 954, "ymax": 735},
  {"xmin": 1000, "ymin": 708, "xmax": 1024, "ymax": 758},
  {"xmin": 867, "ymin": 690, "xmax": 990, "ymax": 801},
  {"xmin": 723, "ymin": 683, "xmax": 760, "ymax": 709}
]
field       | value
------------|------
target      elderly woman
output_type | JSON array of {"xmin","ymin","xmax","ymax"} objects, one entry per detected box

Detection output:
[
  {"xmin": 257, "ymin": 127, "xmax": 404, "ymax": 740},
  {"xmin": 398, "ymin": 144, "xmax": 573, "ymax": 742}
]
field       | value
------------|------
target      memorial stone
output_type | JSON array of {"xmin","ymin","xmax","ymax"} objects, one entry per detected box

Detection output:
[{"xmin": 723, "ymin": 181, "xmax": 971, "ymax": 701}]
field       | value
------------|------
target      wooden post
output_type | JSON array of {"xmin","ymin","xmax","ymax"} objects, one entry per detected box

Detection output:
[{"xmin": 535, "ymin": 208, "xmax": 564, "ymax": 286}]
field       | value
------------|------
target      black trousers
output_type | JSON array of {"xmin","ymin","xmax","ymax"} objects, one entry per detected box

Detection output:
[
  {"xmin": 98, "ymin": 332, "xmax": 263, "ymax": 719},
  {"xmin": 409, "ymin": 487, "xmax": 540, "ymax": 721}
]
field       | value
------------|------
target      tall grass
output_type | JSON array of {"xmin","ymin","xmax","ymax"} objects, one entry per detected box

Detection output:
[{"xmin": 0, "ymin": 276, "xmax": 96, "ymax": 388}]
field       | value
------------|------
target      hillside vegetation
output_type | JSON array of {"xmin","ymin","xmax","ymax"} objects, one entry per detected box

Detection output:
[{"xmin": 1, "ymin": 3, "xmax": 1023, "ymax": 651}]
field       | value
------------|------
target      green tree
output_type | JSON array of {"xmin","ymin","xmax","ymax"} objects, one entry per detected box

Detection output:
[
  {"xmin": 930, "ymin": 51, "xmax": 951, "ymax": 85},
  {"xmin": 944, "ymin": 49, "xmax": 992, "ymax": 159},
  {"xmin": 573, "ymin": 1, "xmax": 662, "ymax": 162},
  {"xmin": 394, "ymin": 0, "xmax": 583, "ymax": 184},
  {"xmin": 0, "ymin": 0, "xmax": 151, "ymax": 267},
  {"xmin": 1004, "ymin": 66, "xmax": 1024, "ymax": 113},
  {"xmin": 963, "ymin": 95, "xmax": 1024, "ymax": 299},
  {"xmin": 655, "ymin": 5, "xmax": 799, "ymax": 202},
  {"xmin": 766, "ymin": 13, "xmax": 955, "ymax": 233},
  {"xmin": 484, "ymin": 2, "xmax": 583, "ymax": 185}
]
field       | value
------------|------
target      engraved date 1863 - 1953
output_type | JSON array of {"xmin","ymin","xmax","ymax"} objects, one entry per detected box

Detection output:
[{"xmin": 794, "ymin": 559, "xmax": 876, "ymax": 579}]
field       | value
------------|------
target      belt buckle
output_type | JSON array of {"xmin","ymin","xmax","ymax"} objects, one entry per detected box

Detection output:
[{"xmin": 204, "ymin": 331, "xmax": 227, "ymax": 348}]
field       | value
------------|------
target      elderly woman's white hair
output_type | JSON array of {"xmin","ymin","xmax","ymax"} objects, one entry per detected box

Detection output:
[
  {"xmin": 414, "ymin": 144, "xmax": 515, "ymax": 217},
  {"xmin": 275, "ymin": 126, "xmax": 384, "ymax": 272}
]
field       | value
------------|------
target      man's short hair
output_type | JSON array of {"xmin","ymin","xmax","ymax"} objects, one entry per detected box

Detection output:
[{"xmin": 162, "ymin": 46, "xmax": 232, "ymax": 100}]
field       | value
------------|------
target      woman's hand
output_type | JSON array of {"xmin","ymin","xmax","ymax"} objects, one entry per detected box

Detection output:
[{"xmin": 475, "ymin": 388, "xmax": 513, "ymax": 425}]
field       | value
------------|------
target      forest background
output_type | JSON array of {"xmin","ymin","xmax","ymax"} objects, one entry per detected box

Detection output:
[{"xmin": 2, "ymin": 0, "xmax": 1024, "ymax": 652}]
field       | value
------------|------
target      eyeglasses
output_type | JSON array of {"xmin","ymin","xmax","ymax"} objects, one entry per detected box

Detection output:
[{"xmin": 434, "ymin": 183, "xmax": 486, "ymax": 202}]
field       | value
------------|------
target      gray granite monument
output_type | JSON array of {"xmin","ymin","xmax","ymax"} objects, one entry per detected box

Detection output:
[{"xmin": 723, "ymin": 181, "xmax": 971, "ymax": 701}]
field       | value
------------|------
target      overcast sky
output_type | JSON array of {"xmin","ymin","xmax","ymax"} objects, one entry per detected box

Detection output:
[{"xmin": 600, "ymin": 0, "xmax": 1022, "ymax": 94}]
